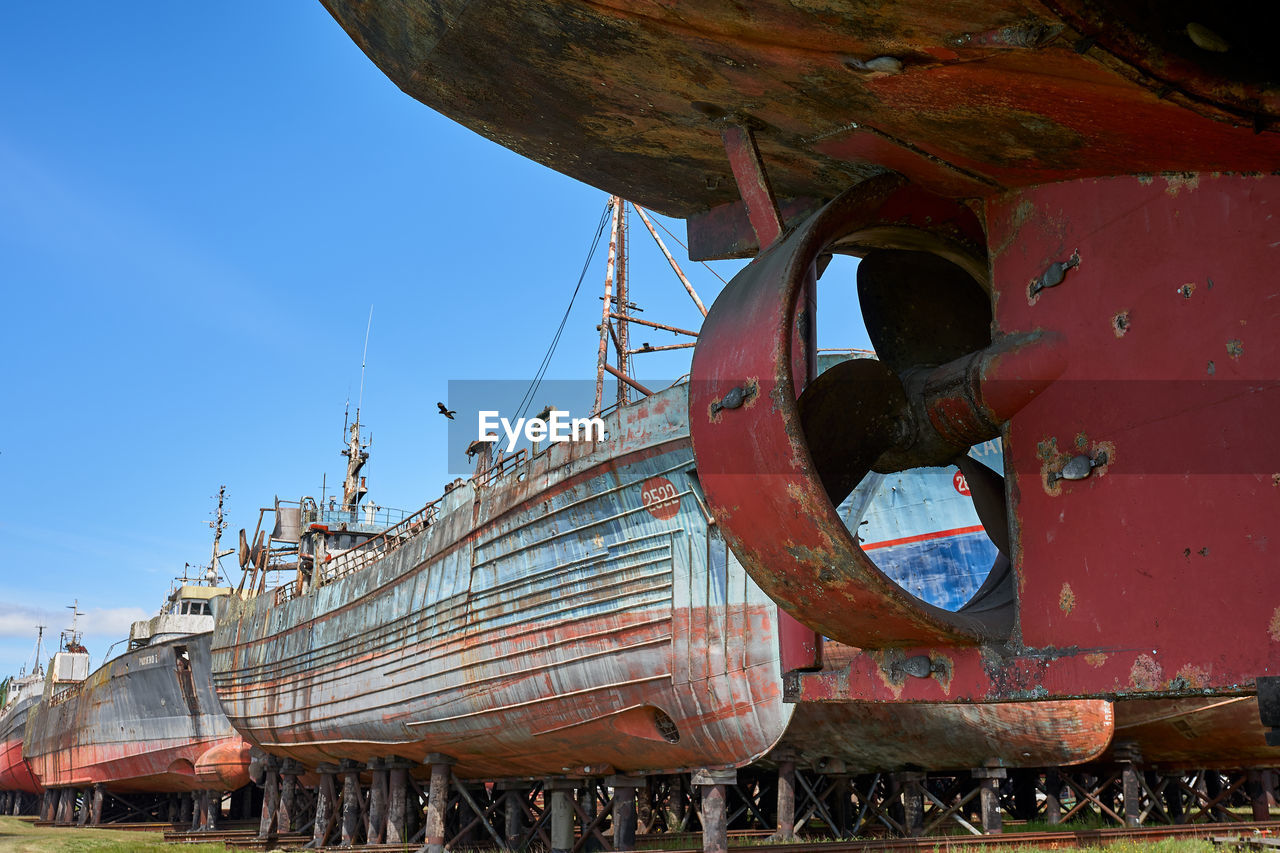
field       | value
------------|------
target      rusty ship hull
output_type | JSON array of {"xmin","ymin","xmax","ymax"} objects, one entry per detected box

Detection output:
[
  {"xmin": 23, "ymin": 633, "xmax": 251, "ymax": 794},
  {"xmin": 212, "ymin": 386, "xmax": 795, "ymax": 779},
  {"xmin": 213, "ymin": 383, "xmax": 1125, "ymax": 779},
  {"xmin": 0, "ymin": 692, "xmax": 42, "ymax": 794},
  {"xmin": 313, "ymin": 0, "xmax": 1280, "ymax": 708},
  {"xmin": 1109, "ymin": 696, "xmax": 1276, "ymax": 771}
]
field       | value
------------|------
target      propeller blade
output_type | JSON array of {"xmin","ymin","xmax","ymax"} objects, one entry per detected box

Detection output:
[
  {"xmin": 956, "ymin": 455, "xmax": 1010, "ymax": 558},
  {"xmin": 238, "ymin": 529, "xmax": 249, "ymax": 569},
  {"xmin": 797, "ymin": 357, "xmax": 907, "ymax": 505},
  {"xmin": 857, "ymin": 249, "xmax": 992, "ymax": 373}
]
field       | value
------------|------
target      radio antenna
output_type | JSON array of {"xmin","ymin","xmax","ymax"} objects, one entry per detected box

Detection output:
[{"xmin": 356, "ymin": 305, "xmax": 373, "ymax": 427}]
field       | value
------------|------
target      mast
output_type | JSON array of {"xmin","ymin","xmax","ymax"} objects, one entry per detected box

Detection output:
[
  {"xmin": 594, "ymin": 196, "xmax": 621, "ymax": 415},
  {"xmin": 342, "ymin": 308, "xmax": 374, "ymax": 510},
  {"xmin": 63, "ymin": 601, "xmax": 85, "ymax": 653},
  {"xmin": 615, "ymin": 200, "xmax": 630, "ymax": 408},
  {"xmin": 207, "ymin": 485, "xmax": 233, "ymax": 585}
]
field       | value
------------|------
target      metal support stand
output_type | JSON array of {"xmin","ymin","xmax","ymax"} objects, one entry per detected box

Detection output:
[
  {"xmin": 340, "ymin": 759, "xmax": 363, "ymax": 847},
  {"xmin": 386, "ymin": 758, "xmax": 412, "ymax": 844},
  {"xmin": 609, "ymin": 775, "xmax": 643, "ymax": 852},
  {"xmin": 693, "ymin": 769, "xmax": 735, "ymax": 853},
  {"xmin": 424, "ymin": 753, "xmax": 457, "ymax": 853},
  {"xmin": 972, "ymin": 767, "xmax": 1006, "ymax": 835},
  {"xmin": 90, "ymin": 784, "xmax": 104, "ymax": 825},
  {"xmin": 279, "ymin": 758, "xmax": 302, "ymax": 832},
  {"xmin": 259, "ymin": 755, "xmax": 281, "ymax": 839},
  {"xmin": 314, "ymin": 764, "xmax": 339, "ymax": 848},
  {"xmin": 367, "ymin": 758, "xmax": 388, "ymax": 844},
  {"xmin": 546, "ymin": 778, "xmax": 580, "ymax": 853}
]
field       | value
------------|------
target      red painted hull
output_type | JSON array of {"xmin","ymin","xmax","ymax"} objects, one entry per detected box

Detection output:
[
  {"xmin": 23, "ymin": 633, "xmax": 252, "ymax": 793},
  {"xmin": 1111, "ymin": 697, "xmax": 1277, "ymax": 771},
  {"xmin": 775, "ymin": 642, "xmax": 1114, "ymax": 771},
  {"xmin": 0, "ymin": 736, "xmax": 41, "ymax": 794}
]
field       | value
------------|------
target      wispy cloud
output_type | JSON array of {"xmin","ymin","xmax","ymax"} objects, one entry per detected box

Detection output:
[{"xmin": 0, "ymin": 602, "xmax": 149, "ymax": 640}]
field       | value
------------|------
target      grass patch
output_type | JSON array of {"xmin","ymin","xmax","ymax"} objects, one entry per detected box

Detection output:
[
  {"xmin": 0, "ymin": 816, "xmax": 226, "ymax": 852},
  {"xmin": 987, "ymin": 840, "xmax": 1217, "ymax": 853}
]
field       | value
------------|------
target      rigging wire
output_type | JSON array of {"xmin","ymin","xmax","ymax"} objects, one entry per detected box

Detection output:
[
  {"xmin": 650, "ymin": 214, "xmax": 730, "ymax": 286},
  {"xmin": 514, "ymin": 200, "xmax": 613, "ymax": 423}
]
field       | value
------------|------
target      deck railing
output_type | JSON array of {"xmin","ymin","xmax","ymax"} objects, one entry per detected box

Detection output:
[{"xmin": 316, "ymin": 497, "xmax": 443, "ymax": 587}]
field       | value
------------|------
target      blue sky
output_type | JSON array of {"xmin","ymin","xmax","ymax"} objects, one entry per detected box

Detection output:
[{"xmin": 0, "ymin": 3, "xmax": 868, "ymax": 677}]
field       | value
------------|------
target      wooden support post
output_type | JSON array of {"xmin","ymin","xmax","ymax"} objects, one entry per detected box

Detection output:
[
  {"xmin": 57, "ymin": 787, "xmax": 74, "ymax": 825},
  {"xmin": 314, "ymin": 764, "xmax": 338, "ymax": 847},
  {"xmin": 609, "ymin": 775, "xmax": 643, "ymax": 852},
  {"xmin": 1248, "ymin": 769, "xmax": 1271, "ymax": 821},
  {"xmin": 693, "ymin": 769, "xmax": 735, "ymax": 853},
  {"xmin": 207, "ymin": 790, "xmax": 220, "ymax": 830},
  {"xmin": 387, "ymin": 758, "xmax": 412, "ymax": 844},
  {"xmin": 579, "ymin": 781, "xmax": 600, "ymax": 853},
  {"xmin": 180, "ymin": 792, "xmax": 193, "ymax": 828},
  {"xmin": 90, "ymin": 784, "xmax": 104, "ymax": 825},
  {"xmin": 259, "ymin": 755, "xmax": 281, "ymax": 839},
  {"xmin": 546, "ymin": 778, "xmax": 579, "ymax": 853},
  {"xmin": 499, "ymin": 783, "xmax": 523, "ymax": 849},
  {"xmin": 1165, "ymin": 774, "xmax": 1185, "ymax": 824},
  {"xmin": 340, "ymin": 759, "xmax": 362, "ymax": 846},
  {"xmin": 972, "ymin": 767, "xmax": 1006, "ymax": 834},
  {"xmin": 40, "ymin": 789, "xmax": 54, "ymax": 822},
  {"xmin": 367, "ymin": 758, "xmax": 388, "ymax": 845},
  {"xmin": 898, "ymin": 772, "xmax": 925, "ymax": 837},
  {"xmin": 1045, "ymin": 770, "xmax": 1062, "ymax": 825},
  {"xmin": 279, "ymin": 759, "xmax": 302, "ymax": 832},
  {"xmin": 1012, "ymin": 770, "xmax": 1038, "ymax": 820},
  {"xmin": 424, "ymin": 753, "xmax": 457, "ymax": 853},
  {"xmin": 775, "ymin": 757, "xmax": 796, "ymax": 840},
  {"xmin": 668, "ymin": 774, "xmax": 686, "ymax": 831},
  {"xmin": 75, "ymin": 788, "xmax": 88, "ymax": 826},
  {"xmin": 1121, "ymin": 764, "xmax": 1141, "ymax": 827}
]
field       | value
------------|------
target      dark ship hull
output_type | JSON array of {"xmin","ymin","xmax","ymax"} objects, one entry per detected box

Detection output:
[{"xmin": 24, "ymin": 633, "xmax": 250, "ymax": 794}]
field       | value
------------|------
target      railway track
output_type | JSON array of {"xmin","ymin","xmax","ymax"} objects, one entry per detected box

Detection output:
[{"xmin": 301, "ymin": 821, "xmax": 1280, "ymax": 853}]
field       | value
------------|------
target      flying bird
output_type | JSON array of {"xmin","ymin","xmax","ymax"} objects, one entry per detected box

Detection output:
[{"xmin": 437, "ymin": 402, "xmax": 456, "ymax": 419}]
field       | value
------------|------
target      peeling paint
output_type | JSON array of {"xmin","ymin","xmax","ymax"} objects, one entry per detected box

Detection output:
[
  {"xmin": 1163, "ymin": 173, "xmax": 1201, "ymax": 195},
  {"xmin": 1172, "ymin": 664, "xmax": 1212, "ymax": 689},
  {"xmin": 1227, "ymin": 339, "xmax": 1244, "ymax": 359},
  {"xmin": 1112, "ymin": 311, "xmax": 1130, "ymax": 336},
  {"xmin": 1084, "ymin": 653, "xmax": 1107, "ymax": 668},
  {"xmin": 1129, "ymin": 654, "xmax": 1163, "ymax": 691},
  {"xmin": 1058, "ymin": 582, "xmax": 1076, "ymax": 615},
  {"xmin": 1270, "ymin": 606, "xmax": 1280, "ymax": 642}
]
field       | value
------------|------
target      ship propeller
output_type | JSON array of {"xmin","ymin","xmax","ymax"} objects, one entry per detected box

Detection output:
[
  {"xmin": 797, "ymin": 248, "xmax": 1007, "ymax": 524},
  {"xmin": 689, "ymin": 176, "xmax": 1065, "ymax": 647},
  {"xmin": 797, "ymin": 249, "xmax": 1012, "ymax": 588}
]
